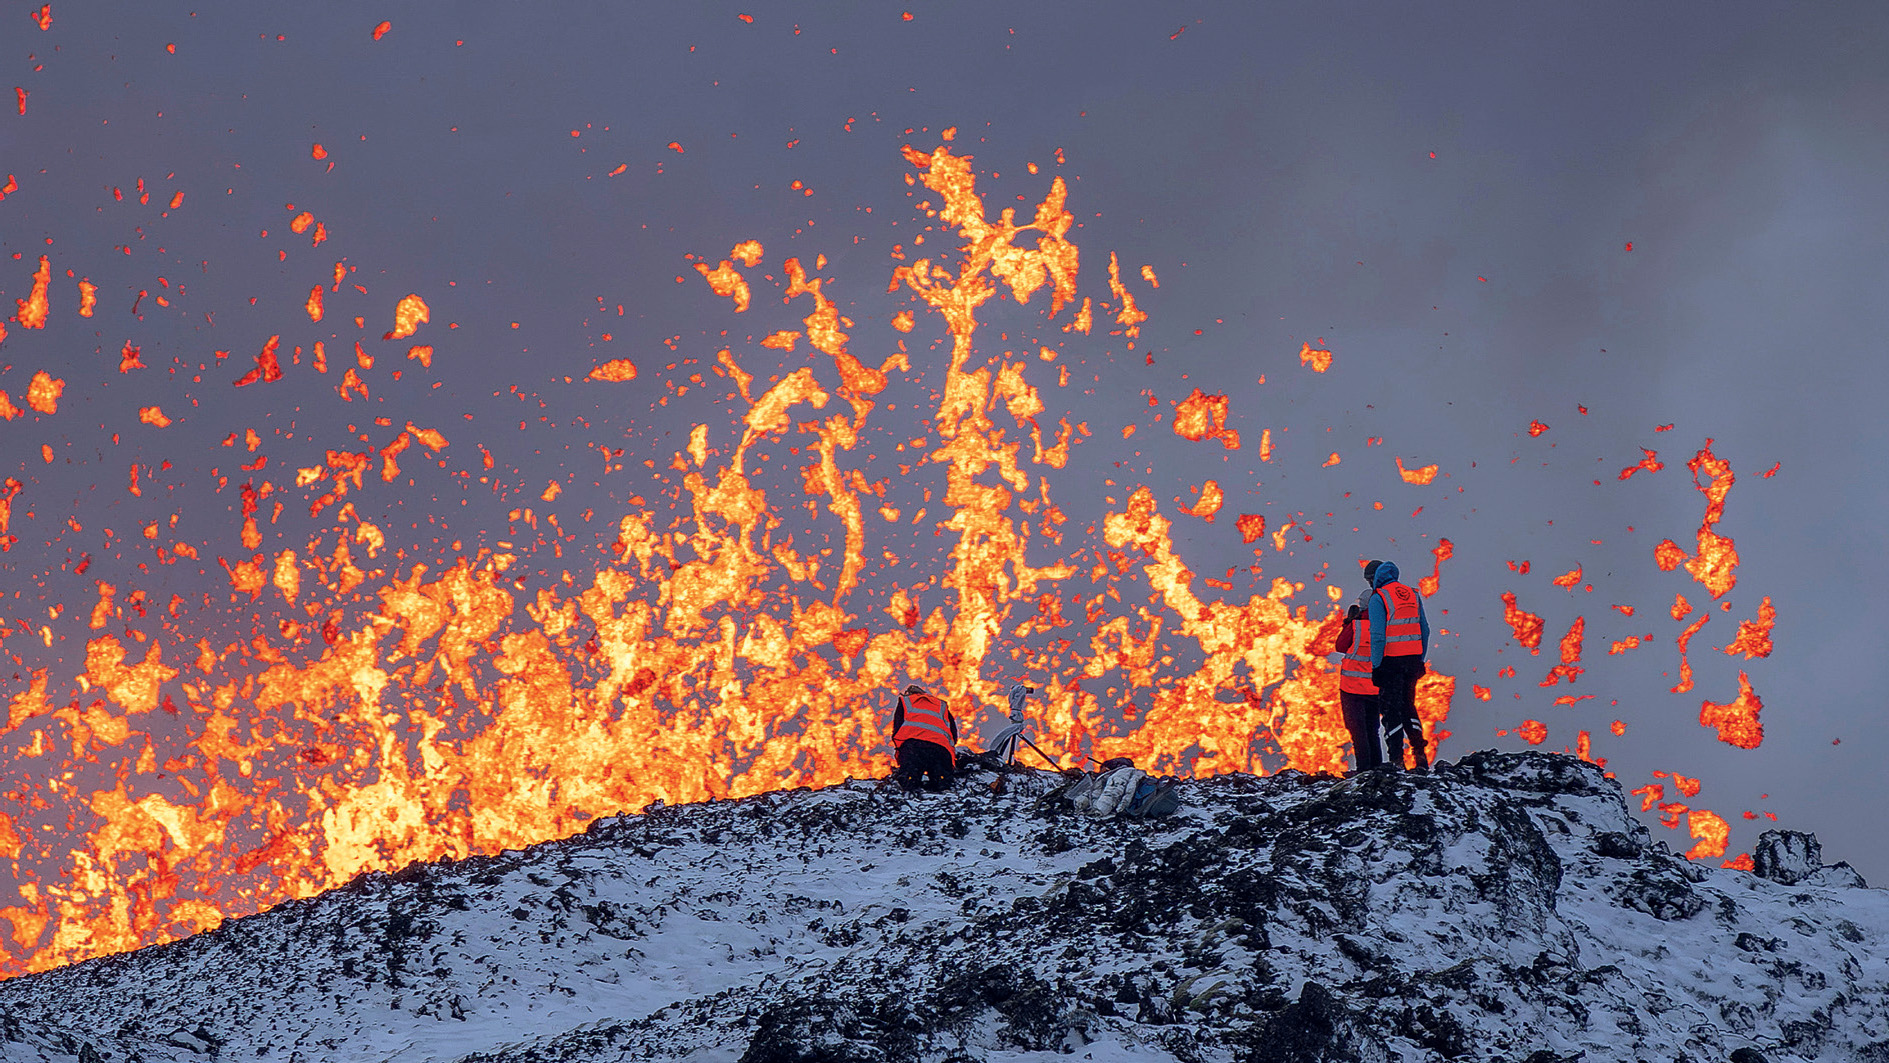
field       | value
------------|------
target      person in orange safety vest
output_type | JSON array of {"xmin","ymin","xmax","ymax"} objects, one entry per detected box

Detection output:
[
  {"xmin": 891, "ymin": 683, "xmax": 959, "ymax": 792},
  {"xmin": 1365, "ymin": 559, "xmax": 1431, "ymax": 772},
  {"xmin": 1332, "ymin": 597, "xmax": 1385, "ymax": 773}
]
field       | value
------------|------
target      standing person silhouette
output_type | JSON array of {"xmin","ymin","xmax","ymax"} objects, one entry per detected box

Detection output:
[
  {"xmin": 1332, "ymin": 590, "xmax": 1384, "ymax": 774},
  {"xmin": 1366, "ymin": 560, "xmax": 1431, "ymax": 772}
]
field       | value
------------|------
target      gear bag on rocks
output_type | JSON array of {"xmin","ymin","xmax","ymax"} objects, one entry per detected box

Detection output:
[{"xmin": 1059, "ymin": 760, "xmax": 1181, "ymax": 819}]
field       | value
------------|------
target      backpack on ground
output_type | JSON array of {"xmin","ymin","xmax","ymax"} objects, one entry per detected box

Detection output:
[
  {"xmin": 1058, "ymin": 769, "xmax": 1107, "ymax": 809},
  {"xmin": 1122, "ymin": 777, "xmax": 1182, "ymax": 818},
  {"xmin": 1057, "ymin": 763, "xmax": 1182, "ymax": 819}
]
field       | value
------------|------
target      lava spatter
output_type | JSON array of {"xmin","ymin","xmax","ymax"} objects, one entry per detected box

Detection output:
[
  {"xmin": 1700, "ymin": 670, "xmax": 1763, "ymax": 749},
  {"xmin": 1501, "ymin": 591, "xmax": 1545, "ymax": 654},
  {"xmin": 1721, "ymin": 596, "xmax": 1775, "ymax": 659},
  {"xmin": 1655, "ymin": 441, "xmax": 1739, "ymax": 599},
  {"xmin": 0, "ymin": 117, "xmax": 1786, "ymax": 987}
]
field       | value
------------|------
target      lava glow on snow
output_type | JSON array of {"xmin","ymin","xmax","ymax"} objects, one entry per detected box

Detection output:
[{"xmin": 0, "ymin": 54, "xmax": 1780, "ymax": 980}]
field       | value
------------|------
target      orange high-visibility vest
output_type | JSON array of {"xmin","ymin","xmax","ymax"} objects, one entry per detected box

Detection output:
[
  {"xmin": 894, "ymin": 693, "xmax": 956, "ymax": 762},
  {"xmin": 1340, "ymin": 614, "xmax": 1379, "ymax": 694},
  {"xmin": 1375, "ymin": 581, "xmax": 1424, "ymax": 657}
]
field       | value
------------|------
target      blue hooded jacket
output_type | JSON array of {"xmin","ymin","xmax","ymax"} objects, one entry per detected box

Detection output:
[{"xmin": 1367, "ymin": 561, "xmax": 1430, "ymax": 668}]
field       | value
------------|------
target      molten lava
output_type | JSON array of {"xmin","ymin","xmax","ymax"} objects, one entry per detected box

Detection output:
[
  {"xmin": 1655, "ymin": 441, "xmax": 1739, "ymax": 599},
  {"xmin": 1395, "ymin": 457, "xmax": 1438, "ymax": 485},
  {"xmin": 1500, "ymin": 591, "xmax": 1545, "ymax": 654},
  {"xmin": 1416, "ymin": 538, "xmax": 1452, "ymax": 597},
  {"xmin": 0, "ymin": 141, "xmax": 1475, "ymax": 978},
  {"xmin": 1538, "ymin": 617, "xmax": 1585, "ymax": 687},
  {"xmin": 1721, "ymin": 596, "xmax": 1775, "ymax": 659},
  {"xmin": 1171, "ymin": 389, "xmax": 1240, "ymax": 450},
  {"xmin": 1700, "ymin": 670, "xmax": 1764, "ymax": 749},
  {"xmin": 0, "ymin": 91, "xmax": 1794, "ymax": 983}
]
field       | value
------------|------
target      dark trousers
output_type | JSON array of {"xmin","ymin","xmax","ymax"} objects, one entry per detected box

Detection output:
[
  {"xmin": 1340, "ymin": 691, "xmax": 1384, "ymax": 771},
  {"xmin": 893, "ymin": 739, "xmax": 955, "ymax": 792},
  {"xmin": 1372, "ymin": 656, "xmax": 1429, "ymax": 769}
]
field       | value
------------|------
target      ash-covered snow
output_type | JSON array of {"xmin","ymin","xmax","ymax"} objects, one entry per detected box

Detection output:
[{"xmin": 0, "ymin": 751, "xmax": 1882, "ymax": 1063}]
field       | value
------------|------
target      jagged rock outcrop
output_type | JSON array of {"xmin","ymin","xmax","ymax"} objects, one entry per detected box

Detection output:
[
  {"xmin": 0, "ymin": 751, "xmax": 1882, "ymax": 1063},
  {"xmin": 1752, "ymin": 829, "xmax": 1868, "ymax": 889}
]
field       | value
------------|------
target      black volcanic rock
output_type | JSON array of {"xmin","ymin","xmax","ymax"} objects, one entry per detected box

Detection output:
[{"xmin": 0, "ymin": 752, "xmax": 1881, "ymax": 1063}]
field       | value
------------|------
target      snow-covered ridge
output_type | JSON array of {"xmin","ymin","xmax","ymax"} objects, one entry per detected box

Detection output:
[{"xmin": 0, "ymin": 751, "xmax": 1881, "ymax": 1063}]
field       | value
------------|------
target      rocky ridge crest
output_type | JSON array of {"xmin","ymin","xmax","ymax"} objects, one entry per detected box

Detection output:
[{"xmin": 0, "ymin": 751, "xmax": 1881, "ymax": 1063}]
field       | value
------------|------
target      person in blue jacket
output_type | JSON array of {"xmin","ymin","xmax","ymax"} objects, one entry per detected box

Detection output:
[{"xmin": 1365, "ymin": 560, "xmax": 1431, "ymax": 772}]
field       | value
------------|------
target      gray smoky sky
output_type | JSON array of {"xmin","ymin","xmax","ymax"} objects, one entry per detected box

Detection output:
[{"xmin": 1, "ymin": 0, "xmax": 1885, "ymax": 943}]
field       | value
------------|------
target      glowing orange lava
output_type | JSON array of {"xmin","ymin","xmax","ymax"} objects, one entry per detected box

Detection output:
[
  {"xmin": 1699, "ymin": 670, "xmax": 1763, "ymax": 749},
  {"xmin": 385, "ymin": 294, "xmax": 430, "ymax": 341},
  {"xmin": 1181, "ymin": 481, "xmax": 1224, "ymax": 522},
  {"xmin": 1721, "ymin": 596, "xmax": 1774, "ymax": 659},
  {"xmin": 0, "ymin": 83, "xmax": 1798, "ymax": 980},
  {"xmin": 1538, "ymin": 617, "xmax": 1584, "ymax": 687},
  {"xmin": 1670, "ymin": 613, "xmax": 1710, "ymax": 694},
  {"xmin": 1686, "ymin": 809, "xmax": 1729, "ymax": 859},
  {"xmin": 1655, "ymin": 441, "xmax": 1739, "ymax": 599},
  {"xmin": 1417, "ymin": 538, "xmax": 1452, "ymax": 597},
  {"xmin": 1500, "ymin": 591, "xmax": 1544, "ymax": 654},
  {"xmin": 693, "ymin": 248, "xmax": 756, "ymax": 313},
  {"xmin": 0, "ymin": 142, "xmax": 1467, "ymax": 978},
  {"xmin": 587, "ymin": 359, "xmax": 639, "ymax": 383},
  {"xmin": 25, "ymin": 371, "xmax": 63, "ymax": 415},
  {"xmin": 1171, "ymin": 389, "xmax": 1240, "ymax": 450},
  {"xmin": 1617, "ymin": 447, "xmax": 1663, "ymax": 480},
  {"xmin": 1395, "ymin": 457, "xmax": 1438, "ymax": 485},
  {"xmin": 14, "ymin": 257, "xmax": 51, "ymax": 329}
]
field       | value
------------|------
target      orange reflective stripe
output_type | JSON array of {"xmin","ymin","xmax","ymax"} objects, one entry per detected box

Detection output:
[
  {"xmin": 1339, "ymin": 615, "xmax": 1379, "ymax": 694},
  {"xmin": 1376, "ymin": 582, "xmax": 1424, "ymax": 657},
  {"xmin": 894, "ymin": 694, "xmax": 956, "ymax": 760},
  {"xmin": 1339, "ymin": 669, "xmax": 1377, "ymax": 695}
]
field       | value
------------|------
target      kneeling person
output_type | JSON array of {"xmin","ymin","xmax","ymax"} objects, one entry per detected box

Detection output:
[{"xmin": 891, "ymin": 683, "xmax": 958, "ymax": 792}]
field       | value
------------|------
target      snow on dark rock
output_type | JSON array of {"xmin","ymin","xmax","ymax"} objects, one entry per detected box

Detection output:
[
  {"xmin": 1755, "ymin": 830, "xmax": 1825, "ymax": 886},
  {"xmin": 1753, "ymin": 829, "xmax": 1870, "ymax": 890},
  {"xmin": 0, "ymin": 751, "xmax": 1883, "ymax": 1063}
]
